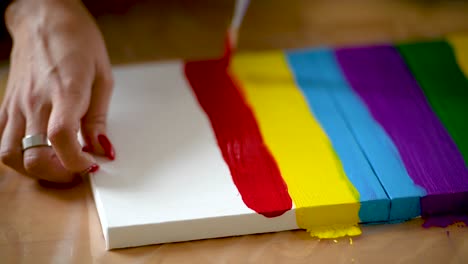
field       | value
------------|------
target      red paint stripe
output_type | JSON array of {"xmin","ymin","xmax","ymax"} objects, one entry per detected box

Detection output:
[{"xmin": 184, "ymin": 39, "xmax": 292, "ymax": 218}]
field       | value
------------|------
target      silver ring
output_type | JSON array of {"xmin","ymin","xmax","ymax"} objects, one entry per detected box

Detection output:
[{"xmin": 22, "ymin": 134, "xmax": 52, "ymax": 151}]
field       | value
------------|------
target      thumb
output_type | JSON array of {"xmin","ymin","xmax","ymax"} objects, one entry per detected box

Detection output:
[{"xmin": 81, "ymin": 67, "xmax": 115, "ymax": 160}]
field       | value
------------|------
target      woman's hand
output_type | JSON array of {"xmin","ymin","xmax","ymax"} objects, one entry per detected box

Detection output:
[{"xmin": 0, "ymin": 0, "xmax": 115, "ymax": 183}]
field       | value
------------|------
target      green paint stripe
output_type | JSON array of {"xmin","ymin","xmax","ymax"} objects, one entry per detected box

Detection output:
[{"xmin": 397, "ymin": 40, "xmax": 468, "ymax": 165}]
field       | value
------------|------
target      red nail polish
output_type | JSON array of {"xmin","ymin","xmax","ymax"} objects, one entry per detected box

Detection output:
[
  {"xmin": 79, "ymin": 164, "xmax": 99, "ymax": 177},
  {"xmin": 89, "ymin": 164, "xmax": 99, "ymax": 173},
  {"xmin": 98, "ymin": 134, "xmax": 115, "ymax": 160},
  {"xmin": 82, "ymin": 145, "xmax": 91, "ymax": 152},
  {"xmin": 84, "ymin": 135, "xmax": 94, "ymax": 152}
]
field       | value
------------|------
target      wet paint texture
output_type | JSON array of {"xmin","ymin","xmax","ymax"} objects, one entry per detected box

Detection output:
[
  {"xmin": 185, "ymin": 54, "xmax": 293, "ymax": 218},
  {"xmin": 301, "ymin": 49, "xmax": 424, "ymax": 221},
  {"xmin": 286, "ymin": 49, "xmax": 390, "ymax": 223},
  {"xmin": 336, "ymin": 45, "xmax": 468, "ymax": 217},
  {"xmin": 398, "ymin": 41, "xmax": 468, "ymax": 165},
  {"xmin": 231, "ymin": 51, "xmax": 361, "ymax": 238}
]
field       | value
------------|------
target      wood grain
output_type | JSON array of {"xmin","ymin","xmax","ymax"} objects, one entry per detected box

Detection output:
[{"xmin": 1, "ymin": 0, "xmax": 468, "ymax": 263}]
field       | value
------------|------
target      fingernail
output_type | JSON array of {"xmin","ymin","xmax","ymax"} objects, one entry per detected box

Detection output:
[
  {"xmin": 83, "ymin": 135, "xmax": 94, "ymax": 152},
  {"xmin": 89, "ymin": 164, "xmax": 99, "ymax": 173},
  {"xmin": 98, "ymin": 134, "xmax": 115, "ymax": 160},
  {"xmin": 82, "ymin": 145, "xmax": 91, "ymax": 152},
  {"xmin": 79, "ymin": 163, "xmax": 100, "ymax": 177}
]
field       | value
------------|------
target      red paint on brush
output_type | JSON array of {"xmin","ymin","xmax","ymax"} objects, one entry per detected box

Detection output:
[{"xmin": 184, "ymin": 35, "xmax": 292, "ymax": 218}]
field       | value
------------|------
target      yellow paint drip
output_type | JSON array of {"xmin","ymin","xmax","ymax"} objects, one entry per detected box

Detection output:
[
  {"xmin": 309, "ymin": 225, "xmax": 361, "ymax": 239},
  {"xmin": 447, "ymin": 34, "xmax": 468, "ymax": 77},
  {"xmin": 230, "ymin": 51, "xmax": 360, "ymax": 238}
]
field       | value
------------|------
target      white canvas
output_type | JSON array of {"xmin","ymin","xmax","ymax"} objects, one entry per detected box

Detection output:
[{"xmin": 91, "ymin": 61, "xmax": 298, "ymax": 250}]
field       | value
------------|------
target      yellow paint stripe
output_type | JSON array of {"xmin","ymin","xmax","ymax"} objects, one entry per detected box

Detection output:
[
  {"xmin": 230, "ymin": 51, "xmax": 361, "ymax": 238},
  {"xmin": 447, "ymin": 34, "xmax": 468, "ymax": 77}
]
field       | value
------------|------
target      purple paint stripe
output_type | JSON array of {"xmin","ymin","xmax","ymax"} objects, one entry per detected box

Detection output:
[{"xmin": 335, "ymin": 45, "xmax": 468, "ymax": 217}]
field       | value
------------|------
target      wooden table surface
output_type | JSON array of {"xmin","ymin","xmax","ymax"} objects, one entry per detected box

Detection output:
[{"xmin": 1, "ymin": 1, "xmax": 468, "ymax": 263}]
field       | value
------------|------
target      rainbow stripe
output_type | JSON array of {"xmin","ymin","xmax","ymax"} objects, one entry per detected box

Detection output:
[
  {"xmin": 336, "ymin": 44, "xmax": 468, "ymax": 218},
  {"xmin": 231, "ymin": 51, "xmax": 361, "ymax": 237},
  {"xmin": 286, "ymin": 48, "xmax": 420, "ymax": 222},
  {"xmin": 184, "ymin": 35, "xmax": 468, "ymax": 238}
]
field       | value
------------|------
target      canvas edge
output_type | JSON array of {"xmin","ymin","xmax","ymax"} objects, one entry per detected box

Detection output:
[
  {"xmin": 89, "ymin": 172, "xmax": 111, "ymax": 250},
  {"xmin": 105, "ymin": 209, "xmax": 299, "ymax": 250}
]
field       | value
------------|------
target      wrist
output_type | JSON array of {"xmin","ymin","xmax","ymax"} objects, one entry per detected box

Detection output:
[{"xmin": 5, "ymin": 0, "xmax": 82, "ymax": 36}]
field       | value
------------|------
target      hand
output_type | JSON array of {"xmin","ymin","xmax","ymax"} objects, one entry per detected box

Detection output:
[{"xmin": 0, "ymin": 0, "xmax": 115, "ymax": 183}]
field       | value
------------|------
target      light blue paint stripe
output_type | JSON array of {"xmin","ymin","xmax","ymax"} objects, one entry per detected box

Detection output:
[
  {"xmin": 286, "ymin": 48, "xmax": 425, "ymax": 221},
  {"xmin": 286, "ymin": 49, "xmax": 390, "ymax": 223}
]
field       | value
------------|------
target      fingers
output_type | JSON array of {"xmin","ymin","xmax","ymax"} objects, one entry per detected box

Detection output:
[
  {"xmin": 81, "ymin": 65, "xmax": 115, "ymax": 160},
  {"xmin": 0, "ymin": 111, "xmax": 26, "ymax": 175},
  {"xmin": 0, "ymin": 74, "xmax": 13, "ymax": 146},
  {"xmin": 0, "ymin": 109, "xmax": 7, "ymax": 142},
  {"xmin": 22, "ymin": 106, "xmax": 77, "ymax": 182},
  {"xmin": 0, "ymin": 105, "xmax": 98, "ymax": 184},
  {"xmin": 48, "ymin": 101, "xmax": 97, "ymax": 174},
  {"xmin": 0, "ymin": 72, "xmax": 25, "ymax": 174}
]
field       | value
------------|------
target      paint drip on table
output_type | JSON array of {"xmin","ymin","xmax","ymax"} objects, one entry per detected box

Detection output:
[{"xmin": 183, "ymin": 34, "xmax": 468, "ymax": 239}]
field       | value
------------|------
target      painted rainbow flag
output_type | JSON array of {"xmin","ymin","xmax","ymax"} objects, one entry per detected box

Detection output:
[
  {"xmin": 184, "ymin": 35, "xmax": 468, "ymax": 237},
  {"xmin": 91, "ymin": 34, "xmax": 468, "ymax": 249}
]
